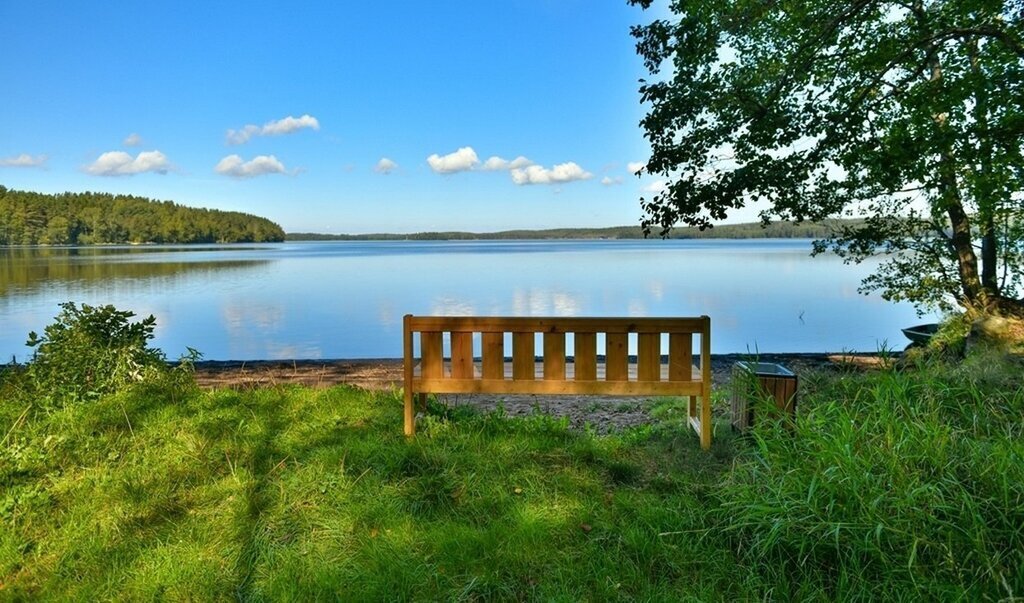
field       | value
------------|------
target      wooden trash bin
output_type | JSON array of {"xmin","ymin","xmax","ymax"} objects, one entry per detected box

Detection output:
[{"xmin": 731, "ymin": 361, "xmax": 797, "ymax": 432}]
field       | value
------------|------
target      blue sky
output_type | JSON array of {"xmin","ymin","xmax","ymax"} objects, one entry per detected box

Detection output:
[{"xmin": 0, "ymin": 1, "xmax": 682, "ymax": 234}]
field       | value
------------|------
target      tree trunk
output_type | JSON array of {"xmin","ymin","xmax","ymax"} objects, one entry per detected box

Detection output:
[
  {"xmin": 917, "ymin": 1, "xmax": 983, "ymax": 307},
  {"xmin": 981, "ymin": 217, "xmax": 998, "ymax": 293},
  {"xmin": 942, "ymin": 182, "xmax": 984, "ymax": 305},
  {"xmin": 968, "ymin": 37, "xmax": 1001, "ymax": 296}
]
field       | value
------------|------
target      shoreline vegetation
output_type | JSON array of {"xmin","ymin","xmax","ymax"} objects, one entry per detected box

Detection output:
[
  {"xmin": 286, "ymin": 219, "xmax": 861, "ymax": 241},
  {"xmin": 0, "ymin": 185, "xmax": 858, "ymax": 246},
  {"xmin": 0, "ymin": 186, "xmax": 285, "ymax": 246}
]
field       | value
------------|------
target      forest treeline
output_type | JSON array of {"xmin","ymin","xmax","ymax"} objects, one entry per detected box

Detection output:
[
  {"xmin": 287, "ymin": 220, "xmax": 861, "ymax": 241},
  {"xmin": 0, "ymin": 186, "xmax": 285, "ymax": 245}
]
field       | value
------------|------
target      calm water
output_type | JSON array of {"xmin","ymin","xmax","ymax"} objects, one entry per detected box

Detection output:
[{"xmin": 0, "ymin": 240, "xmax": 930, "ymax": 360}]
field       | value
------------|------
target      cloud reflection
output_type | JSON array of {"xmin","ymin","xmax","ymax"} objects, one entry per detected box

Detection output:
[
  {"xmin": 222, "ymin": 303, "xmax": 284, "ymax": 330},
  {"xmin": 430, "ymin": 297, "xmax": 475, "ymax": 316},
  {"xmin": 552, "ymin": 292, "xmax": 580, "ymax": 316},
  {"xmin": 265, "ymin": 342, "xmax": 322, "ymax": 359},
  {"xmin": 647, "ymin": 280, "xmax": 664, "ymax": 301},
  {"xmin": 512, "ymin": 288, "xmax": 583, "ymax": 316}
]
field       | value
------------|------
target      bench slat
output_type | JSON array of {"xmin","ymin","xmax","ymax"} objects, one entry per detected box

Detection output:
[
  {"xmin": 669, "ymin": 333, "xmax": 693, "ymax": 381},
  {"xmin": 605, "ymin": 333, "xmax": 628, "ymax": 381},
  {"xmin": 512, "ymin": 332, "xmax": 535, "ymax": 380},
  {"xmin": 413, "ymin": 377, "xmax": 704, "ymax": 396},
  {"xmin": 574, "ymin": 332, "xmax": 597, "ymax": 381},
  {"xmin": 638, "ymin": 333, "xmax": 661, "ymax": 382},
  {"xmin": 421, "ymin": 332, "xmax": 444, "ymax": 379},
  {"xmin": 408, "ymin": 316, "xmax": 705, "ymax": 334},
  {"xmin": 543, "ymin": 333, "xmax": 566, "ymax": 380},
  {"xmin": 451, "ymin": 332, "xmax": 474, "ymax": 379},
  {"xmin": 481, "ymin": 332, "xmax": 504, "ymax": 380}
]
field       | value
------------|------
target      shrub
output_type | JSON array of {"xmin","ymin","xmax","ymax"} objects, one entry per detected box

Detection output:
[{"xmin": 25, "ymin": 302, "xmax": 167, "ymax": 404}]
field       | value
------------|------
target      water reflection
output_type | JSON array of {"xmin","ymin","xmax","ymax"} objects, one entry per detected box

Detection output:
[
  {"xmin": 511, "ymin": 288, "xmax": 584, "ymax": 316},
  {"xmin": 431, "ymin": 298, "xmax": 476, "ymax": 316},
  {"xmin": 0, "ymin": 240, "xmax": 934, "ymax": 359},
  {"xmin": 0, "ymin": 246, "xmax": 271, "ymax": 296},
  {"xmin": 552, "ymin": 292, "xmax": 581, "ymax": 316}
]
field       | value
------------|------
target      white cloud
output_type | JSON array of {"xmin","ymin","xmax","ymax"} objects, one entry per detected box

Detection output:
[
  {"xmin": 123, "ymin": 133, "xmax": 143, "ymax": 147},
  {"xmin": 601, "ymin": 176, "xmax": 622, "ymax": 186},
  {"xmin": 627, "ymin": 161, "xmax": 646, "ymax": 175},
  {"xmin": 481, "ymin": 155, "xmax": 533, "ymax": 171},
  {"xmin": 215, "ymin": 154, "xmax": 287, "ymax": 178},
  {"xmin": 510, "ymin": 161, "xmax": 592, "ymax": 185},
  {"xmin": 226, "ymin": 114, "xmax": 320, "ymax": 145},
  {"xmin": 642, "ymin": 180, "xmax": 668, "ymax": 193},
  {"xmin": 375, "ymin": 157, "xmax": 398, "ymax": 174},
  {"xmin": 261, "ymin": 114, "xmax": 319, "ymax": 135},
  {"xmin": 227, "ymin": 125, "xmax": 260, "ymax": 145},
  {"xmin": 85, "ymin": 150, "xmax": 170, "ymax": 176},
  {"xmin": 0, "ymin": 153, "xmax": 47, "ymax": 168},
  {"xmin": 427, "ymin": 146, "xmax": 479, "ymax": 174}
]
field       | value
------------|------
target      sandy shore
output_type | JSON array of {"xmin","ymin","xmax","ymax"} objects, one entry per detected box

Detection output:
[
  {"xmin": 192, "ymin": 353, "xmax": 888, "ymax": 390},
  {"xmin": 192, "ymin": 353, "xmax": 890, "ymax": 433}
]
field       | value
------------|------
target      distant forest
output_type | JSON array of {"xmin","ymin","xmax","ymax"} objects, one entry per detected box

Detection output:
[
  {"xmin": 0, "ymin": 186, "xmax": 285, "ymax": 245},
  {"xmin": 287, "ymin": 220, "xmax": 859, "ymax": 241}
]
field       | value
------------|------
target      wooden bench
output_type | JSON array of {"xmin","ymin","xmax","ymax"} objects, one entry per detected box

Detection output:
[{"xmin": 402, "ymin": 315, "xmax": 713, "ymax": 449}]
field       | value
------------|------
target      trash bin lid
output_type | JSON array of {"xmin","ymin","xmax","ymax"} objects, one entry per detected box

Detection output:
[{"xmin": 735, "ymin": 361, "xmax": 795, "ymax": 377}]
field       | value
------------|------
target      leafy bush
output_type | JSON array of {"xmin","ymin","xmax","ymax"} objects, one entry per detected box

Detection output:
[{"xmin": 25, "ymin": 302, "xmax": 167, "ymax": 404}]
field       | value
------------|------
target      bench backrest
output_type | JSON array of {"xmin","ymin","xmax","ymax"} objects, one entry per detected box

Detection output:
[{"xmin": 402, "ymin": 315, "xmax": 711, "ymax": 397}]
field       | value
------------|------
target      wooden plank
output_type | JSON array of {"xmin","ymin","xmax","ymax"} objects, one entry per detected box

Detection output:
[
  {"xmin": 574, "ymin": 332, "xmax": 597, "ymax": 381},
  {"xmin": 481, "ymin": 332, "xmax": 504, "ymax": 380},
  {"xmin": 403, "ymin": 314, "xmax": 415, "ymax": 436},
  {"xmin": 700, "ymin": 316, "xmax": 712, "ymax": 450},
  {"xmin": 669, "ymin": 333, "xmax": 693, "ymax": 381},
  {"xmin": 605, "ymin": 333, "xmax": 628, "ymax": 382},
  {"xmin": 421, "ymin": 331, "xmax": 443, "ymax": 379},
  {"xmin": 408, "ymin": 316, "xmax": 707, "ymax": 334},
  {"xmin": 764, "ymin": 376, "xmax": 798, "ymax": 415},
  {"xmin": 689, "ymin": 416, "xmax": 702, "ymax": 437},
  {"xmin": 413, "ymin": 378, "xmax": 704, "ymax": 396},
  {"xmin": 512, "ymin": 332, "xmax": 535, "ymax": 380},
  {"xmin": 700, "ymin": 317, "xmax": 712, "ymax": 386},
  {"xmin": 637, "ymin": 333, "xmax": 661, "ymax": 382},
  {"xmin": 543, "ymin": 333, "xmax": 566, "ymax": 380},
  {"xmin": 450, "ymin": 331, "xmax": 474, "ymax": 379}
]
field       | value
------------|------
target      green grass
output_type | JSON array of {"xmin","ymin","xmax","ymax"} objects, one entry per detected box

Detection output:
[{"xmin": 1, "ymin": 354, "xmax": 1022, "ymax": 601}]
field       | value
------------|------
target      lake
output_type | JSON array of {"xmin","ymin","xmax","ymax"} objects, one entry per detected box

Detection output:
[{"xmin": 0, "ymin": 240, "xmax": 931, "ymax": 361}]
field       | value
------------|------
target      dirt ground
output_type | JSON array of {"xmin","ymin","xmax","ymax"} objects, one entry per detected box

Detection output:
[{"xmin": 192, "ymin": 353, "xmax": 890, "ymax": 433}]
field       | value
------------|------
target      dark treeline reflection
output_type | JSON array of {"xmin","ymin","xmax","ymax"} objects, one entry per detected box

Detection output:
[{"xmin": 0, "ymin": 247, "xmax": 270, "ymax": 295}]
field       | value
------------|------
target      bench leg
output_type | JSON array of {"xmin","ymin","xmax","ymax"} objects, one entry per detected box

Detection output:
[
  {"xmin": 417, "ymin": 393, "xmax": 428, "ymax": 413},
  {"xmin": 687, "ymin": 394, "xmax": 712, "ymax": 450},
  {"xmin": 700, "ymin": 389, "xmax": 712, "ymax": 450},
  {"xmin": 404, "ymin": 388, "xmax": 415, "ymax": 436}
]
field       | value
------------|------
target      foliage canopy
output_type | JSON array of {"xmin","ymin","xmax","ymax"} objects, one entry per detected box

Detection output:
[{"xmin": 630, "ymin": 0, "xmax": 1024, "ymax": 315}]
